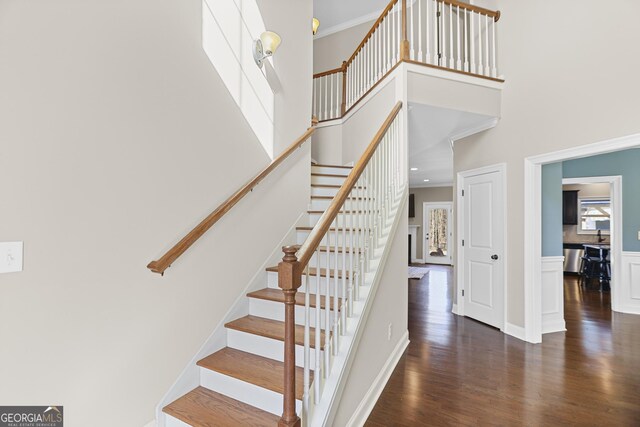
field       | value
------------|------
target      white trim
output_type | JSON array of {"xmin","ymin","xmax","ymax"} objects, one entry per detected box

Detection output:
[
  {"xmin": 524, "ymin": 132, "xmax": 640, "ymax": 344},
  {"xmin": 456, "ymin": 163, "xmax": 508, "ymax": 333},
  {"xmin": 345, "ymin": 331, "xmax": 410, "ymax": 427},
  {"xmin": 541, "ymin": 256, "xmax": 566, "ymax": 334},
  {"xmin": 504, "ymin": 322, "xmax": 526, "ymax": 341},
  {"xmin": 409, "ymin": 181, "xmax": 454, "ymax": 189},
  {"xmin": 452, "ymin": 303, "xmax": 459, "ymax": 315},
  {"xmin": 406, "ymin": 62, "xmax": 505, "ymax": 90},
  {"xmin": 619, "ymin": 251, "xmax": 640, "ymax": 315},
  {"xmin": 314, "ymin": 11, "xmax": 380, "ymax": 39},
  {"xmin": 413, "ymin": 258, "xmax": 425, "ymax": 264},
  {"xmin": 423, "ymin": 202, "xmax": 453, "ymax": 265},
  {"xmin": 450, "ymin": 117, "xmax": 500, "ymax": 143},
  {"xmin": 142, "ymin": 421, "xmax": 157, "ymax": 427}
]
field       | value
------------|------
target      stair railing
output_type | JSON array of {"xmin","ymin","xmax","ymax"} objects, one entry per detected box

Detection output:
[
  {"xmin": 313, "ymin": 0, "xmax": 502, "ymax": 123},
  {"xmin": 277, "ymin": 101, "xmax": 403, "ymax": 426},
  {"xmin": 147, "ymin": 127, "xmax": 315, "ymax": 275}
]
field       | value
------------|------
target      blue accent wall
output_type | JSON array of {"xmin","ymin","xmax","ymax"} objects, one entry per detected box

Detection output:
[
  {"xmin": 541, "ymin": 163, "xmax": 563, "ymax": 256},
  {"xmin": 563, "ymin": 148, "xmax": 640, "ymax": 252}
]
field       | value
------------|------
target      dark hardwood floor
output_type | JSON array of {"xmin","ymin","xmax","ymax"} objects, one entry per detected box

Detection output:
[{"xmin": 365, "ymin": 266, "xmax": 640, "ymax": 426}]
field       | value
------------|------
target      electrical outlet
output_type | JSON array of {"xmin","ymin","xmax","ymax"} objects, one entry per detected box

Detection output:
[
  {"xmin": 0, "ymin": 242, "xmax": 23, "ymax": 274},
  {"xmin": 387, "ymin": 323, "xmax": 393, "ymax": 341}
]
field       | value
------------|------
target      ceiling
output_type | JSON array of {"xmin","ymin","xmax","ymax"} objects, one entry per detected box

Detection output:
[
  {"xmin": 408, "ymin": 103, "xmax": 496, "ymax": 188},
  {"xmin": 313, "ymin": 0, "xmax": 389, "ymax": 36}
]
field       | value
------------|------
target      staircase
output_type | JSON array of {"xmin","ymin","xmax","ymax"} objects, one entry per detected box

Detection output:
[{"xmin": 162, "ymin": 165, "xmax": 355, "ymax": 426}]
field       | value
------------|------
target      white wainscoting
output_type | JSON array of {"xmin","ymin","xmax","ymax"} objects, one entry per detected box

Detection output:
[
  {"xmin": 541, "ymin": 256, "xmax": 566, "ymax": 334},
  {"xmin": 618, "ymin": 252, "xmax": 640, "ymax": 315}
]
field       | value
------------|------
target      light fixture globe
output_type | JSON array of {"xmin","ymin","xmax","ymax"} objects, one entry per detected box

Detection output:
[
  {"xmin": 312, "ymin": 18, "xmax": 320, "ymax": 35},
  {"xmin": 253, "ymin": 31, "xmax": 281, "ymax": 68}
]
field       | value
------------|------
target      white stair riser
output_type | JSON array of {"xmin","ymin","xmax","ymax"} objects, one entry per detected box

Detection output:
[
  {"xmin": 310, "ymin": 199, "xmax": 363, "ymax": 211},
  {"xmin": 199, "ymin": 367, "xmax": 301, "ymax": 416},
  {"xmin": 249, "ymin": 298, "xmax": 335, "ymax": 329},
  {"xmin": 311, "ymin": 175, "xmax": 346, "ymax": 186},
  {"xmin": 226, "ymin": 329, "xmax": 323, "ymax": 369},
  {"xmin": 309, "ymin": 212, "xmax": 367, "ymax": 228},
  {"xmin": 311, "ymin": 166, "xmax": 351, "ymax": 176},
  {"xmin": 297, "ymin": 230, "xmax": 360, "ymax": 246},
  {"xmin": 267, "ymin": 271, "xmax": 348, "ymax": 295},
  {"xmin": 311, "ymin": 187, "xmax": 340, "ymax": 197},
  {"xmin": 165, "ymin": 415, "xmax": 192, "ymax": 427}
]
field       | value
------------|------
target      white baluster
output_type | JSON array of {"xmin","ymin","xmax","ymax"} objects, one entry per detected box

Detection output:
[
  {"xmin": 464, "ymin": 9, "xmax": 469, "ymax": 72},
  {"xmin": 484, "ymin": 14, "xmax": 490, "ymax": 76},
  {"xmin": 477, "ymin": 13, "xmax": 482, "ymax": 74},
  {"xmin": 314, "ymin": 243, "xmax": 321, "ymax": 403},
  {"xmin": 303, "ymin": 264, "xmax": 310, "ymax": 414},
  {"xmin": 456, "ymin": 5, "xmax": 462, "ymax": 70},
  {"xmin": 433, "ymin": 0, "xmax": 438, "ymax": 65},
  {"xmin": 439, "ymin": 2, "xmax": 445, "ymax": 66},
  {"xmin": 329, "ymin": 74, "xmax": 334, "ymax": 120},
  {"xmin": 491, "ymin": 16, "xmax": 497, "ymax": 78},
  {"xmin": 470, "ymin": 10, "xmax": 476, "ymax": 74},
  {"xmin": 333, "ymin": 222, "xmax": 339, "ymax": 353},
  {"xmin": 410, "ymin": 0, "xmax": 415, "ymax": 60},
  {"xmin": 418, "ymin": 0, "xmax": 424, "ymax": 62},
  {"xmin": 324, "ymin": 228, "xmax": 331, "ymax": 376},
  {"xmin": 425, "ymin": 0, "xmax": 430, "ymax": 64},
  {"xmin": 397, "ymin": 2, "xmax": 401, "ymax": 62},
  {"xmin": 449, "ymin": 3, "xmax": 454, "ymax": 69}
]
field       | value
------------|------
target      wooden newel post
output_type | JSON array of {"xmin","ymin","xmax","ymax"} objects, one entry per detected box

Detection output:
[
  {"xmin": 341, "ymin": 61, "xmax": 347, "ymax": 116},
  {"xmin": 400, "ymin": 0, "xmax": 410, "ymax": 60},
  {"xmin": 278, "ymin": 245, "xmax": 302, "ymax": 427}
]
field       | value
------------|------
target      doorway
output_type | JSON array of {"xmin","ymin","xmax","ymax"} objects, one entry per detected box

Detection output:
[
  {"xmin": 423, "ymin": 202, "xmax": 452, "ymax": 265},
  {"xmin": 456, "ymin": 164, "xmax": 507, "ymax": 330}
]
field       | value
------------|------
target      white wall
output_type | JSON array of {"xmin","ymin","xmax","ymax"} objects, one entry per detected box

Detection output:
[
  {"xmin": 0, "ymin": 0, "xmax": 311, "ymax": 426},
  {"xmin": 332, "ymin": 204, "xmax": 409, "ymax": 425},
  {"xmin": 313, "ymin": 20, "xmax": 374, "ymax": 74},
  {"xmin": 453, "ymin": 0, "xmax": 640, "ymax": 327}
]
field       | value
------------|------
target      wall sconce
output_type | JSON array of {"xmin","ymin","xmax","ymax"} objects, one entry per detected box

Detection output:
[
  {"xmin": 253, "ymin": 31, "xmax": 281, "ymax": 68},
  {"xmin": 312, "ymin": 18, "xmax": 320, "ymax": 35}
]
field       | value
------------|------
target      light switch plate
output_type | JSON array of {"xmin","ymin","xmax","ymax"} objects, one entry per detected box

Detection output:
[
  {"xmin": 0, "ymin": 242, "xmax": 23, "ymax": 273},
  {"xmin": 638, "ymin": 231, "xmax": 640, "ymax": 241}
]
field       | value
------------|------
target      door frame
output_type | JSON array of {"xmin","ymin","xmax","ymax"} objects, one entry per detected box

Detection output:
[
  {"xmin": 456, "ymin": 163, "xmax": 508, "ymax": 331},
  {"xmin": 524, "ymin": 133, "xmax": 640, "ymax": 344},
  {"xmin": 423, "ymin": 202, "xmax": 453, "ymax": 265}
]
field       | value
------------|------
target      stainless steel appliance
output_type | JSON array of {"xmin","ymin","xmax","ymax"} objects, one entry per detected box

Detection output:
[{"xmin": 563, "ymin": 244, "xmax": 584, "ymax": 273}]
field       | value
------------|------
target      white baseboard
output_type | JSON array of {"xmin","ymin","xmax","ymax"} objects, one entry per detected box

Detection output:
[
  {"xmin": 618, "ymin": 251, "xmax": 640, "ymax": 315},
  {"xmin": 452, "ymin": 303, "xmax": 459, "ymax": 315},
  {"xmin": 542, "ymin": 319, "xmax": 566, "ymax": 334},
  {"xmin": 346, "ymin": 331, "xmax": 409, "ymax": 427},
  {"xmin": 412, "ymin": 258, "xmax": 425, "ymax": 264},
  {"xmin": 143, "ymin": 421, "xmax": 157, "ymax": 427},
  {"xmin": 504, "ymin": 322, "xmax": 526, "ymax": 341}
]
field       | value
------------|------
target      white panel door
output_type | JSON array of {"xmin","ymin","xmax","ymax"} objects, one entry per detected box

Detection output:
[{"xmin": 463, "ymin": 170, "xmax": 504, "ymax": 328}]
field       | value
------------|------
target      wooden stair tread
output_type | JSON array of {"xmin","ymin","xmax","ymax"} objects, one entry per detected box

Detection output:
[
  {"xmin": 297, "ymin": 226, "xmax": 364, "ymax": 232},
  {"xmin": 247, "ymin": 288, "xmax": 341, "ymax": 310},
  {"xmin": 311, "ymin": 184, "xmax": 365, "ymax": 189},
  {"xmin": 308, "ymin": 210, "xmax": 365, "ymax": 214},
  {"xmin": 311, "ymin": 172, "xmax": 349, "ymax": 178},
  {"xmin": 311, "ymin": 195, "xmax": 368, "ymax": 200},
  {"xmin": 266, "ymin": 266, "xmax": 350, "ymax": 279},
  {"xmin": 162, "ymin": 386, "xmax": 279, "ymax": 427},
  {"xmin": 197, "ymin": 347, "xmax": 310, "ymax": 400},
  {"xmin": 317, "ymin": 245, "xmax": 362, "ymax": 253},
  {"xmin": 312, "ymin": 163, "xmax": 353, "ymax": 169},
  {"xmin": 225, "ymin": 315, "xmax": 326, "ymax": 350}
]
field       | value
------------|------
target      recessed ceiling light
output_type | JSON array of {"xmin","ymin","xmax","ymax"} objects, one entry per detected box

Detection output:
[
  {"xmin": 410, "ymin": 168, "xmax": 418, "ymax": 171},
  {"xmin": 423, "ymin": 179, "xmax": 430, "ymax": 182}
]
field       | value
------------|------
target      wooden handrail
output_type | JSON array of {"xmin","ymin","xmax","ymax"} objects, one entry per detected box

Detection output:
[
  {"xmin": 313, "ymin": 67, "xmax": 343, "ymax": 79},
  {"xmin": 438, "ymin": 0, "xmax": 501, "ymax": 21},
  {"xmin": 296, "ymin": 101, "xmax": 402, "ymax": 269},
  {"xmin": 346, "ymin": 0, "xmax": 399, "ymax": 67},
  {"xmin": 147, "ymin": 127, "xmax": 316, "ymax": 275},
  {"xmin": 276, "ymin": 101, "xmax": 402, "ymax": 426}
]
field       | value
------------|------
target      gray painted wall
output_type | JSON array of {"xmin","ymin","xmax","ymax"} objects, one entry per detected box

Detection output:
[
  {"xmin": 563, "ymin": 149, "xmax": 640, "ymax": 252},
  {"xmin": 541, "ymin": 148, "xmax": 640, "ymax": 255},
  {"xmin": 541, "ymin": 163, "xmax": 563, "ymax": 256}
]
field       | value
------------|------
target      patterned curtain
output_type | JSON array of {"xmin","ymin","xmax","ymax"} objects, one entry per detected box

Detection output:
[{"xmin": 429, "ymin": 208, "xmax": 448, "ymax": 256}]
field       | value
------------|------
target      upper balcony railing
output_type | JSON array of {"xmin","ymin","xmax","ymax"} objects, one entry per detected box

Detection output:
[{"xmin": 312, "ymin": 0, "xmax": 502, "ymax": 122}]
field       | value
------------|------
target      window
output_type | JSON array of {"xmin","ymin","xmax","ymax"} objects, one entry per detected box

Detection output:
[{"xmin": 578, "ymin": 198, "xmax": 611, "ymax": 234}]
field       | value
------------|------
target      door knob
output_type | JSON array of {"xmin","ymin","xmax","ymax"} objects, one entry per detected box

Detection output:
[{"xmin": 491, "ymin": 254, "xmax": 499, "ymax": 260}]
